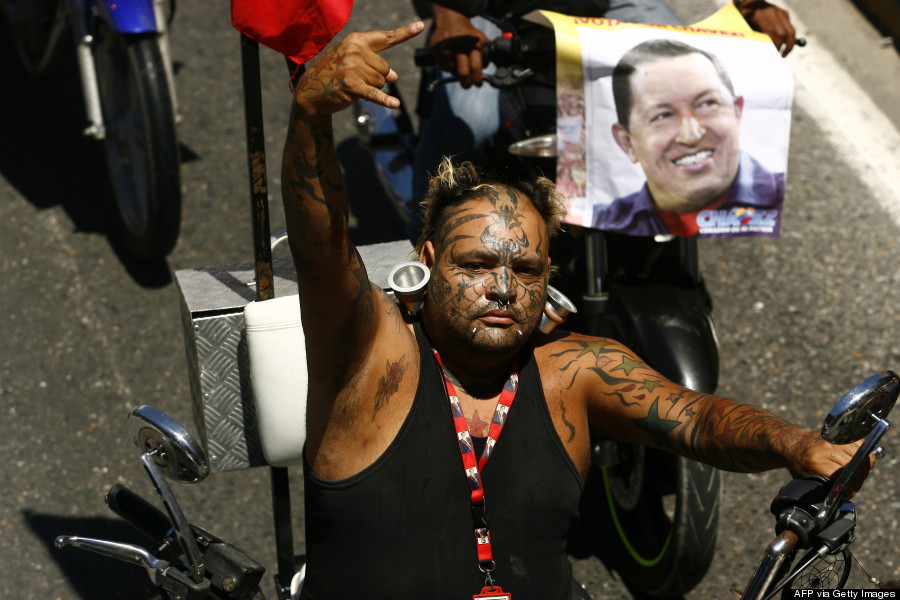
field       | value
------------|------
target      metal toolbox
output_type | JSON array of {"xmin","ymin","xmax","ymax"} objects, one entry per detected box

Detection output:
[{"xmin": 175, "ymin": 240, "xmax": 414, "ymax": 473}]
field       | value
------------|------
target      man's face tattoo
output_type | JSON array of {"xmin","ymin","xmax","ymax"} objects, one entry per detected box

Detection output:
[{"xmin": 427, "ymin": 187, "xmax": 550, "ymax": 355}]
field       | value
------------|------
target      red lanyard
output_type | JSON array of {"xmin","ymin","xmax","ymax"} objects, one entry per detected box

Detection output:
[{"xmin": 432, "ymin": 349, "xmax": 519, "ymax": 589}]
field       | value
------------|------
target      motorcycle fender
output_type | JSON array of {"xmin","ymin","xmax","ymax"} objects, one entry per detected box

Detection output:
[
  {"xmin": 610, "ymin": 280, "xmax": 720, "ymax": 394},
  {"xmin": 98, "ymin": 0, "xmax": 159, "ymax": 34}
]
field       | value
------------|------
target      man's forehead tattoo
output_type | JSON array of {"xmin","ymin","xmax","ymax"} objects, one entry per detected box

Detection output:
[
  {"xmin": 480, "ymin": 184, "xmax": 520, "ymax": 211},
  {"xmin": 433, "ymin": 186, "xmax": 545, "ymax": 263},
  {"xmin": 436, "ymin": 206, "xmax": 488, "ymax": 248},
  {"xmin": 480, "ymin": 225, "xmax": 528, "ymax": 256}
]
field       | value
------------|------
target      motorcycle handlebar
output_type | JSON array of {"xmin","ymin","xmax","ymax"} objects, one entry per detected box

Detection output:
[
  {"xmin": 414, "ymin": 36, "xmax": 544, "ymax": 92},
  {"xmin": 411, "ymin": 26, "xmax": 807, "ymax": 71},
  {"xmin": 106, "ymin": 483, "xmax": 174, "ymax": 544}
]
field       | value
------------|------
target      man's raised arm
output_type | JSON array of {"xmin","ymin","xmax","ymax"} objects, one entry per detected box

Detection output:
[{"xmin": 280, "ymin": 23, "xmax": 424, "ymax": 362}]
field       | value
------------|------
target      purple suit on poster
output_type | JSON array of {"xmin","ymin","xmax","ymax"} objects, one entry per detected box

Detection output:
[{"xmin": 591, "ymin": 152, "xmax": 784, "ymax": 237}]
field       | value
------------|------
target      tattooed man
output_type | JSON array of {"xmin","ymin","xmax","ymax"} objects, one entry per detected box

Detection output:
[{"xmin": 282, "ymin": 22, "xmax": 869, "ymax": 600}]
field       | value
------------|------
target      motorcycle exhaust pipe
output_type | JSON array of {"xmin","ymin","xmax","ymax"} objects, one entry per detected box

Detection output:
[
  {"xmin": 539, "ymin": 285, "xmax": 577, "ymax": 334},
  {"xmin": 389, "ymin": 261, "xmax": 430, "ymax": 316}
]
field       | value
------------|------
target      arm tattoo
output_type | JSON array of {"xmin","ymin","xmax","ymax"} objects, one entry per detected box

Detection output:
[
  {"xmin": 681, "ymin": 399, "xmax": 797, "ymax": 472},
  {"xmin": 286, "ymin": 120, "xmax": 348, "ymax": 251},
  {"xmin": 553, "ymin": 338, "xmax": 799, "ymax": 470},
  {"xmin": 350, "ymin": 249, "xmax": 374, "ymax": 324},
  {"xmin": 559, "ymin": 398, "xmax": 576, "ymax": 443},
  {"xmin": 373, "ymin": 355, "xmax": 408, "ymax": 420}
]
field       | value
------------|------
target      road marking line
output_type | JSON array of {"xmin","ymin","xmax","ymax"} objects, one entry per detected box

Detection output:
[
  {"xmin": 788, "ymin": 46, "xmax": 900, "ymax": 226},
  {"xmin": 780, "ymin": 9, "xmax": 900, "ymax": 227}
]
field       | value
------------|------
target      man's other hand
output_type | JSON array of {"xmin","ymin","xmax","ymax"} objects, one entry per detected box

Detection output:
[
  {"xmin": 786, "ymin": 430, "xmax": 875, "ymax": 498},
  {"xmin": 293, "ymin": 21, "xmax": 425, "ymax": 116}
]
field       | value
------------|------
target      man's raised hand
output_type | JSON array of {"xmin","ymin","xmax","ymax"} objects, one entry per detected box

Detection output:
[{"xmin": 293, "ymin": 21, "xmax": 425, "ymax": 117}]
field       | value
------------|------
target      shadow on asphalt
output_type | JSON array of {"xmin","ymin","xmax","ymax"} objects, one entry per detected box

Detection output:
[
  {"xmin": 24, "ymin": 510, "xmax": 162, "ymax": 599},
  {"xmin": 0, "ymin": 14, "xmax": 183, "ymax": 289}
]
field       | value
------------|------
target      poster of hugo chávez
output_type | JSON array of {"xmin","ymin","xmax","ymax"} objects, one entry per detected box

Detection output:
[{"xmin": 535, "ymin": 5, "xmax": 793, "ymax": 238}]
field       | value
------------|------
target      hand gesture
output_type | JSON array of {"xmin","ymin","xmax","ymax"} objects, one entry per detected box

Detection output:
[
  {"xmin": 737, "ymin": 0, "xmax": 798, "ymax": 57},
  {"xmin": 293, "ymin": 21, "xmax": 425, "ymax": 116}
]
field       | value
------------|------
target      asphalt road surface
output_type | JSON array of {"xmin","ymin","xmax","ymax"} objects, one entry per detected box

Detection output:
[{"xmin": 1, "ymin": 1, "xmax": 899, "ymax": 599}]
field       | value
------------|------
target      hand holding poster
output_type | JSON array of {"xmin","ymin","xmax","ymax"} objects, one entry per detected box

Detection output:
[{"xmin": 537, "ymin": 5, "xmax": 793, "ymax": 238}]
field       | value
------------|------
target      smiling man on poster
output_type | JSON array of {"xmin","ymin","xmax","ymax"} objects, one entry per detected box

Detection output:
[{"xmin": 591, "ymin": 38, "xmax": 784, "ymax": 237}]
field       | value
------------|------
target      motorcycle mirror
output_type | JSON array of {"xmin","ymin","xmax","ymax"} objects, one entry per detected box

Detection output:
[
  {"xmin": 128, "ymin": 405, "xmax": 210, "ymax": 483},
  {"xmin": 821, "ymin": 371, "xmax": 899, "ymax": 444}
]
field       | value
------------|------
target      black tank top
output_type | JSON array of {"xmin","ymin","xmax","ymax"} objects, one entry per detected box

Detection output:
[{"xmin": 301, "ymin": 323, "xmax": 583, "ymax": 600}]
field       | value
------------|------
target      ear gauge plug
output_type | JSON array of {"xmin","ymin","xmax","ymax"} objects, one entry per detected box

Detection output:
[
  {"xmin": 388, "ymin": 261, "xmax": 430, "ymax": 317},
  {"xmin": 538, "ymin": 286, "xmax": 577, "ymax": 333}
]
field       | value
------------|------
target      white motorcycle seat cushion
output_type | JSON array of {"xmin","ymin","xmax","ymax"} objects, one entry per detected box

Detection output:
[{"xmin": 244, "ymin": 295, "xmax": 307, "ymax": 467}]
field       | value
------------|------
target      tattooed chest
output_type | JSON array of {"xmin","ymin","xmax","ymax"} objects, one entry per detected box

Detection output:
[{"xmin": 455, "ymin": 395, "xmax": 502, "ymax": 438}]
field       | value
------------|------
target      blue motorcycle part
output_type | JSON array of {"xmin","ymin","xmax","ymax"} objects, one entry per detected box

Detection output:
[
  {"xmin": 355, "ymin": 99, "xmax": 416, "ymax": 219},
  {"xmin": 98, "ymin": 0, "xmax": 158, "ymax": 34}
]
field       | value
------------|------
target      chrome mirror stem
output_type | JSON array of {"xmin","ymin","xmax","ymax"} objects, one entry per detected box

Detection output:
[{"xmin": 141, "ymin": 451, "xmax": 206, "ymax": 584}]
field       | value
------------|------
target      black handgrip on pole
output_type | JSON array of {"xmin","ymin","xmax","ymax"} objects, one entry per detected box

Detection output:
[
  {"xmin": 240, "ymin": 33, "xmax": 274, "ymax": 302},
  {"xmin": 106, "ymin": 483, "xmax": 174, "ymax": 543}
]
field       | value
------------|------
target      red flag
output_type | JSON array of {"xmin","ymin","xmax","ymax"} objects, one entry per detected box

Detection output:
[{"xmin": 231, "ymin": 0, "xmax": 354, "ymax": 66}]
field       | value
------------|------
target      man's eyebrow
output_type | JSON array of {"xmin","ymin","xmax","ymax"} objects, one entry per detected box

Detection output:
[
  {"xmin": 454, "ymin": 248, "xmax": 498, "ymax": 262},
  {"xmin": 645, "ymin": 87, "xmax": 726, "ymax": 112},
  {"xmin": 693, "ymin": 87, "xmax": 729, "ymax": 101},
  {"xmin": 452, "ymin": 248, "xmax": 544, "ymax": 265},
  {"xmin": 514, "ymin": 256, "xmax": 546, "ymax": 271}
]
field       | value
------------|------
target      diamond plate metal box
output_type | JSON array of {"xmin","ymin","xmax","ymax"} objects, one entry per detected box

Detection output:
[{"xmin": 176, "ymin": 241, "xmax": 414, "ymax": 473}]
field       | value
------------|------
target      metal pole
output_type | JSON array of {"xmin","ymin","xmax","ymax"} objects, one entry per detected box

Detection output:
[
  {"xmin": 240, "ymin": 33, "xmax": 274, "ymax": 302},
  {"xmin": 239, "ymin": 33, "xmax": 295, "ymax": 599}
]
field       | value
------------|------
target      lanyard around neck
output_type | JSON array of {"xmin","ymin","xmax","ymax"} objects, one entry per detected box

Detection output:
[{"xmin": 432, "ymin": 349, "xmax": 520, "ymax": 581}]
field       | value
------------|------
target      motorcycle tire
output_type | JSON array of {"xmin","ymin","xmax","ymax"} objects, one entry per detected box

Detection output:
[
  {"xmin": 593, "ymin": 445, "xmax": 721, "ymax": 599},
  {"xmin": 92, "ymin": 23, "xmax": 181, "ymax": 260},
  {"xmin": 0, "ymin": 0, "xmax": 66, "ymax": 74}
]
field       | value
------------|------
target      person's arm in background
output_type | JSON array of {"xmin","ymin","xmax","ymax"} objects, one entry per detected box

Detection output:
[
  {"xmin": 428, "ymin": 3, "xmax": 493, "ymax": 87},
  {"xmin": 736, "ymin": 0, "xmax": 798, "ymax": 56}
]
